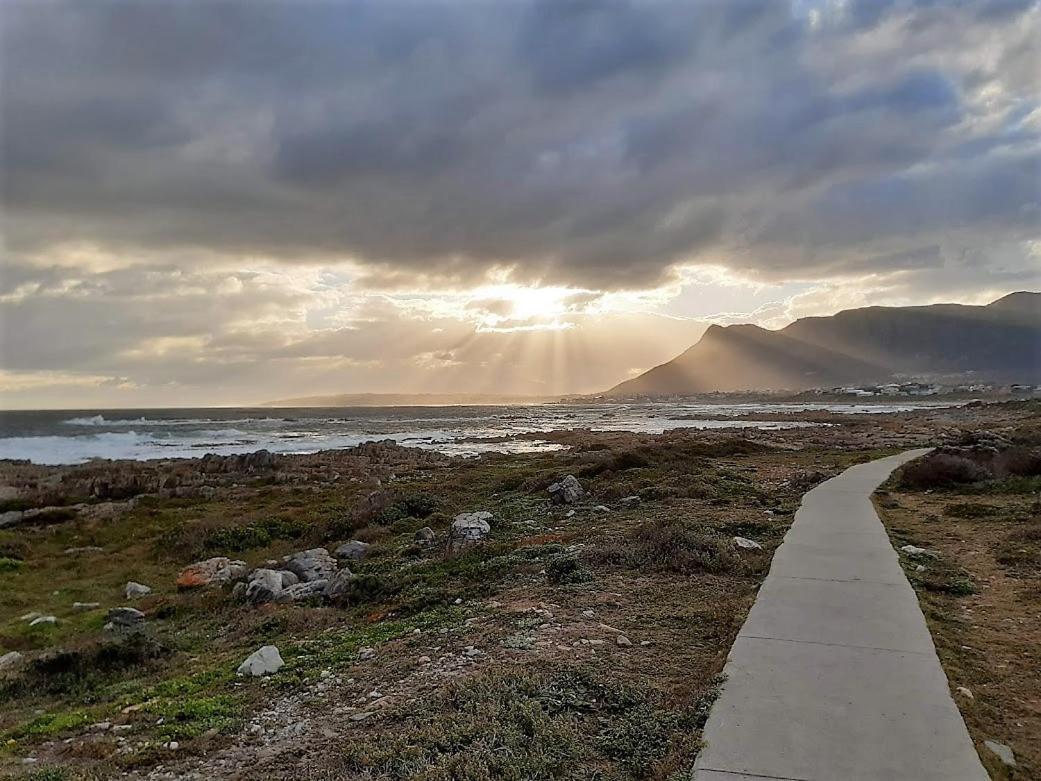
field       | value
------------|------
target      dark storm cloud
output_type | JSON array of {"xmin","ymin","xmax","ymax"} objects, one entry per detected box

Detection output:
[{"xmin": 2, "ymin": 0, "xmax": 1039, "ymax": 289}]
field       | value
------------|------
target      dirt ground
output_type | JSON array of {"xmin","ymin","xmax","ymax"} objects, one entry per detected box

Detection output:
[{"xmin": 877, "ymin": 433, "xmax": 1041, "ymax": 780}]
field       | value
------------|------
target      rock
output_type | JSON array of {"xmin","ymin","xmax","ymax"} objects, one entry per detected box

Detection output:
[
  {"xmin": 64, "ymin": 546, "xmax": 104, "ymax": 555},
  {"xmin": 616, "ymin": 635, "xmax": 632, "ymax": 647},
  {"xmin": 450, "ymin": 512, "xmax": 492, "ymax": 549},
  {"xmin": 283, "ymin": 548, "xmax": 338, "ymax": 582},
  {"xmin": 619, "ymin": 495, "xmax": 642, "ymax": 505},
  {"xmin": 335, "ymin": 541, "xmax": 371, "ymax": 561},
  {"xmin": 107, "ymin": 607, "xmax": 145, "ymax": 627},
  {"xmin": 547, "ymin": 475, "xmax": 584, "ymax": 505},
  {"xmin": 594, "ymin": 505, "xmax": 611, "ymax": 513},
  {"xmin": 0, "ymin": 651, "xmax": 24, "ymax": 673},
  {"xmin": 418, "ymin": 655, "xmax": 432, "ymax": 664},
  {"xmin": 323, "ymin": 568, "xmax": 357, "ymax": 601},
  {"xmin": 245, "ymin": 569, "xmax": 286, "ymax": 604},
  {"xmin": 19, "ymin": 612, "xmax": 41, "ymax": 622},
  {"xmin": 955, "ymin": 686, "xmax": 974, "ymax": 700},
  {"xmin": 358, "ymin": 646, "xmax": 376, "ymax": 661},
  {"xmin": 983, "ymin": 740, "xmax": 1016, "ymax": 767},
  {"xmin": 237, "ymin": 645, "xmax": 284, "ymax": 677},
  {"xmin": 29, "ymin": 615, "xmax": 57, "ymax": 627},
  {"xmin": 163, "ymin": 741, "xmax": 179, "ymax": 750},
  {"xmin": 733, "ymin": 536, "xmax": 763, "ymax": 550},
  {"xmin": 900, "ymin": 544, "xmax": 928, "ymax": 556},
  {"xmin": 274, "ymin": 580, "xmax": 329, "ymax": 603},
  {"xmin": 72, "ymin": 602, "xmax": 101, "ymax": 611},
  {"xmin": 915, "ymin": 564, "xmax": 927, "ymax": 573},
  {"xmin": 0, "ymin": 510, "xmax": 24, "ymax": 528},
  {"xmin": 176, "ymin": 557, "xmax": 249, "ymax": 589},
  {"xmin": 414, "ymin": 526, "xmax": 436, "ymax": 544},
  {"xmin": 125, "ymin": 581, "xmax": 152, "ymax": 599}
]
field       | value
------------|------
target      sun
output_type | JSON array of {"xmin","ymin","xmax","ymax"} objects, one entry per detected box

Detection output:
[{"xmin": 471, "ymin": 284, "xmax": 584, "ymax": 330}]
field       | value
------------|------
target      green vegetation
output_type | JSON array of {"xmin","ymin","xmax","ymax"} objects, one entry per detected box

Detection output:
[{"xmin": 319, "ymin": 667, "xmax": 718, "ymax": 781}]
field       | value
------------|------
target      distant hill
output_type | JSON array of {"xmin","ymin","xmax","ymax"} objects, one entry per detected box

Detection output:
[
  {"xmin": 262, "ymin": 392, "xmax": 555, "ymax": 408},
  {"xmin": 607, "ymin": 292, "xmax": 1041, "ymax": 396}
]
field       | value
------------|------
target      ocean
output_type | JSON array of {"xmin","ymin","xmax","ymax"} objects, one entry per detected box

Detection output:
[{"xmin": 0, "ymin": 402, "xmax": 937, "ymax": 465}]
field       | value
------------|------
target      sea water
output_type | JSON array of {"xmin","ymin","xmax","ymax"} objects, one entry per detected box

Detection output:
[{"xmin": 0, "ymin": 401, "xmax": 944, "ymax": 465}]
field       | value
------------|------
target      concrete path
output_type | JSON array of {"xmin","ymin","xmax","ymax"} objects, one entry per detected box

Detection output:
[{"xmin": 693, "ymin": 450, "xmax": 989, "ymax": 781}]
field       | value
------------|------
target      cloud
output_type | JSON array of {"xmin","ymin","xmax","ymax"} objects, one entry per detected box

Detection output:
[
  {"xmin": 1, "ymin": 0, "xmax": 1039, "ymax": 404},
  {"xmin": 3, "ymin": 0, "xmax": 1038, "ymax": 288}
]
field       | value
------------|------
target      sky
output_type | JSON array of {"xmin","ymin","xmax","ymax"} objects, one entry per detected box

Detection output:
[{"xmin": 1, "ymin": 0, "xmax": 1039, "ymax": 408}]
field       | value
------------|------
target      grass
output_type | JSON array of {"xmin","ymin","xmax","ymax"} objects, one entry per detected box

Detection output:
[
  {"xmin": 590, "ymin": 517, "xmax": 759, "ymax": 576},
  {"xmin": 0, "ymin": 433, "xmax": 850, "ymax": 776},
  {"xmin": 315, "ymin": 666, "xmax": 719, "ymax": 781}
]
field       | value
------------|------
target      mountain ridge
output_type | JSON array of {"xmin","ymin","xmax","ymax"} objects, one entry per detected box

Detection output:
[{"xmin": 607, "ymin": 292, "xmax": 1041, "ymax": 396}]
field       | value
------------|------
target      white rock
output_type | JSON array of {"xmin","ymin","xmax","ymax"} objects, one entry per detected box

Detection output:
[
  {"xmin": 900, "ymin": 544, "xmax": 928, "ymax": 556},
  {"xmin": 19, "ymin": 612, "xmax": 41, "ymax": 622},
  {"xmin": 237, "ymin": 645, "xmax": 284, "ymax": 677},
  {"xmin": 334, "ymin": 540, "xmax": 371, "ymax": 561},
  {"xmin": 983, "ymin": 740, "xmax": 1016, "ymax": 767},
  {"xmin": 450, "ymin": 512, "xmax": 492, "ymax": 546},
  {"xmin": 0, "ymin": 651, "xmax": 24, "ymax": 672},
  {"xmin": 72, "ymin": 602, "xmax": 101, "ymax": 611},
  {"xmin": 163, "ymin": 741, "xmax": 179, "ymax": 750},
  {"xmin": 125, "ymin": 581, "xmax": 152, "ymax": 599},
  {"xmin": 358, "ymin": 646, "xmax": 376, "ymax": 661},
  {"xmin": 955, "ymin": 686, "xmax": 974, "ymax": 700},
  {"xmin": 29, "ymin": 615, "xmax": 57, "ymax": 627},
  {"xmin": 616, "ymin": 635, "xmax": 632, "ymax": 647},
  {"xmin": 733, "ymin": 536, "xmax": 763, "ymax": 550}
]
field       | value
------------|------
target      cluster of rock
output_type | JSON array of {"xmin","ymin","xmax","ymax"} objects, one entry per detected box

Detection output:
[{"xmin": 177, "ymin": 544, "xmax": 371, "ymax": 606}]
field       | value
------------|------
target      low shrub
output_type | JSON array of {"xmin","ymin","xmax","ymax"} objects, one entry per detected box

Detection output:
[
  {"xmin": 591, "ymin": 518, "xmax": 750, "ymax": 575},
  {"xmin": 900, "ymin": 453, "xmax": 990, "ymax": 490},
  {"xmin": 1, "ymin": 634, "xmax": 170, "ymax": 700},
  {"xmin": 545, "ymin": 554, "xmax": 593, "ymax": 585}
]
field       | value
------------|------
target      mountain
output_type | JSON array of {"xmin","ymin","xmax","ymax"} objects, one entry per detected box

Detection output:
[{"xmin": 607, "ymin": 292, "xmax": 1041, "ymax": 396}]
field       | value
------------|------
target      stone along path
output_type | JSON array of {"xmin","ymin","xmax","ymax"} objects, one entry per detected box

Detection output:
[{"xmin": 693, "ymin": 450, "xmax": 989, "ymax": 781}]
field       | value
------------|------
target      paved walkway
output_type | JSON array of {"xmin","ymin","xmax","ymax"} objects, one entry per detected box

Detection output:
[{"xmin": 693, "ymin": 450, "xmax": 989, "ymax": 781}]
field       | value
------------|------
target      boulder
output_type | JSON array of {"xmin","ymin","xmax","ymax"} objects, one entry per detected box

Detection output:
[
  {"xmin": 547, "ymin": 475, "xmax": 584, "ymax": 505},
  {"xmin": 245, "ymin": 569, "xmax": 286, "ymax": 604},
  {"xmin": 450, "ymin": 512, "xmax": 492, "ymax": 549},
  {"xmin": 414, "ymin": 526, "xmax": 436, "ymax": 545},
  {"xmin": 0, "ymin": 651, "xmax": 24, "ymax": 673},
  {"xmin": 0, "ymin": 510, "xmax": 24, "ymax": 528},
  {"xmin": 125, "ymin": 581, "xmax": 152, "ymax": 599},
  {"xmin": 323, "ymin": 568, "xmax": 357, "ymax": 601},
  {"xmin": 282, "ymin": 548, "xmax": 338, "ymax": 582},
  {"xmin": 29, "ymin": 615, "xmax": 57, "ymax": 627},
  {"xmin": 274, "ymin": 580, "xmax": 329, "ymax": 603},
  {"xmin": 107, "ymin": 607, "xmax": 145, "ymax": 627},
  {"xmin": 334, "ymin": 541, "xmax": 371, "ymax": 561},
  {"xmin": 176, "ymin": 557, "xmax": 249, "ymax": 589},
  {"xmin": 237, "ymin": 645, "xmax": 284, "ymax": 677}
]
